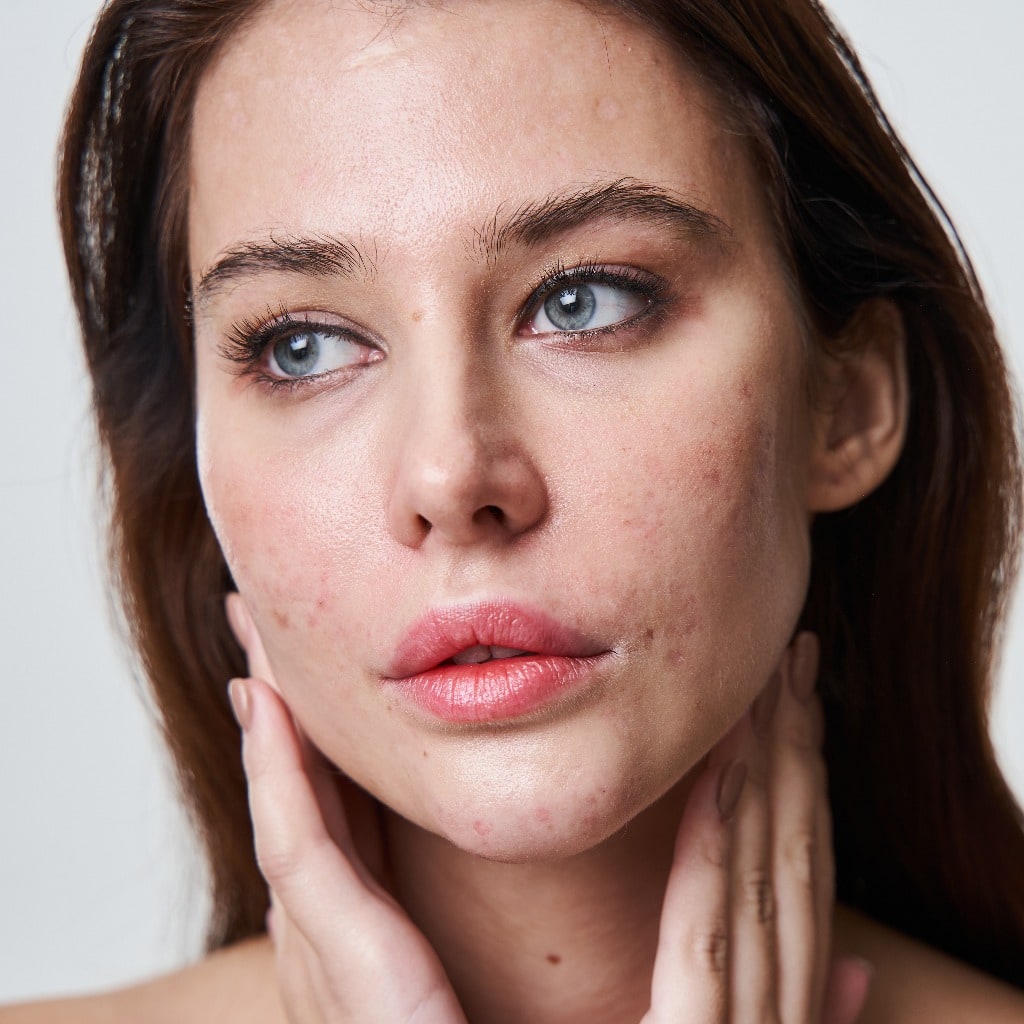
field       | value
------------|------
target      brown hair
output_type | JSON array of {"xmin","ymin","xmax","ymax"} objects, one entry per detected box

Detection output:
[{"xmin": 59, "ymin": 0, "xmax": 1024, "ymax": 986}]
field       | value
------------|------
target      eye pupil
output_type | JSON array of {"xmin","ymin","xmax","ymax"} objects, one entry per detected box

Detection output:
[
  {"xmin": 274, "ymin": 331, "xmax": 320, "ymax": 375},
  {"xmin": 545, "ymin": 284, "xmax": 597, "ymax": 330}
]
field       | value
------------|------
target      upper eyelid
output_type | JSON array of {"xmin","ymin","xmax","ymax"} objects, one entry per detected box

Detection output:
[{"xmin": 220, "ymin": 262, "xmax": 663, "ymax": 352}]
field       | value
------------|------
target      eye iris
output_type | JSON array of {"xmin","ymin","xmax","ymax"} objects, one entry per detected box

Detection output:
[
  {"xmin": 274, "ymin": 331, "xmax": 319, "ymax": 376},
  {"xmin": 544, "ymin": 284, "xmax": 597, "ymax": 331}
]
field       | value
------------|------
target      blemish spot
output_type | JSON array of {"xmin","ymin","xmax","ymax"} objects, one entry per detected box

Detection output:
[
  {"xmin": 273, "ymin": 608, "xmax": 290, "ymax": 629},
  {"xmin": 412, "ymin": 309, "xmax": 424, "ymax": 322},
  {"xmin": 422, "ymin": 750, "xmax": 429, "ymax": 759},
  {"xmin": 596, "ymin": 97, "xmax": 620, "ymax": 120},
  {"xmin": 644, "ymin": 628, "xmax": 654, "ymax": 642},
  {"xmin": 535, "ymin": 807, "xmax": 551, "ymax": 824},
  {"xmin": 473, "ymin": 819, "xmax": 493, "ymax": 837},
  {"xmin": 546, "ymin": 953, "xmax": 562, "ymax": 965}
]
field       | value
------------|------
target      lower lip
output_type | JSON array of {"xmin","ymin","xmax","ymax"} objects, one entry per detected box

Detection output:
[{"xmin": 387, "ymin": 654, "xmax": 605, "ymax": 724}]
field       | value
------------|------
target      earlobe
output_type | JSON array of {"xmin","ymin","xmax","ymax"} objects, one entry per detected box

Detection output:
[{"xmin": 806, "ymin": 299, "xmax": 908, "ymax": 512}]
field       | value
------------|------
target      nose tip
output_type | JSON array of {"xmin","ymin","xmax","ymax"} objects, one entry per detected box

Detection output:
[{"xmin": 388, "ymin": 434, "xmax": 548, "ymax": 549}]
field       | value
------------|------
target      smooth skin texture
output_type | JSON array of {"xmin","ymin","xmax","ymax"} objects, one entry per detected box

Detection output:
[{"xmin": 5, "ymin": 0, "xmax": 1023, "ymax": 1020}]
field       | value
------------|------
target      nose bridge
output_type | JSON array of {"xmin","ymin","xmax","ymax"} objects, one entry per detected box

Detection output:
[{"xmin": 386, "ymin": 333, "xmax": 547, "ymax": 548}]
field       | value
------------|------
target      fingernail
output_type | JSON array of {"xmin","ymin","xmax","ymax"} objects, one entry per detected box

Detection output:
[
  {"xmin": 716, "ymin": 760, "xmax": 747, "ymax": 819},
  {"xmin": 752, "ymin": 670, "xmax": 782, "ymax": 736},
  {"xmin": 228, "ymin": 678, "xmax": 253, "ymax": 731},
  {"xmin": 790, "ymin": 632, "xmax": 819, "ymax": 704}
]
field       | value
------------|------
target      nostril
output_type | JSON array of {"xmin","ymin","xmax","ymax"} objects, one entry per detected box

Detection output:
[{"xmin": 483, "ymin": 504, "xmax": 505, "ymax": 524}]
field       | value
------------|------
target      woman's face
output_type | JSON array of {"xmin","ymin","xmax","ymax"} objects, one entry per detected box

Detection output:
[{"xmin": 190, "ymin": 0, "xmax": 821, "ymax": 859}]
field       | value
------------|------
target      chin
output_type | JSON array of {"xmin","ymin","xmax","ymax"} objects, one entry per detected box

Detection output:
[{"xmin": 413, "ymin": 761, "xmax": 660, "ymax": 864}]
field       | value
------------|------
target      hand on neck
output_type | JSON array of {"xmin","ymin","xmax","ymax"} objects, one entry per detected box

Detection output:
[{"xmin": 381, "ymin": 774, "xmax": 698, "ymax": 1024}]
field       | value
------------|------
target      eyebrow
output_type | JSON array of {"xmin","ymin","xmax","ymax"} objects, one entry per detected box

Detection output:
[
  {"xmin": 475, "ymin": 178, "xmax": 732, "ymax": 262},
  {"xmin": 192, "ymin": 178, "xmax": 731, "ymax": 309}
]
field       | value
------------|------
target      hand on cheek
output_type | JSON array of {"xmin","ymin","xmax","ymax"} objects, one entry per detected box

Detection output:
[{"xmin": 225, "ymin": 594, "xmax": 468, "ymax": 1024}]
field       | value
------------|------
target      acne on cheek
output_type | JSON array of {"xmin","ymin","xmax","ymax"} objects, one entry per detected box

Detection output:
[{"xmin": 201, "ymin": 453, "xmax": 344, "ymax": 647}]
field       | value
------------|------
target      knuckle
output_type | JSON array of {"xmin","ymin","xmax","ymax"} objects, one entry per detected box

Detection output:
[
  {"xmin": 254, "ymin": 838, "xmax": 304, "ymax": 884},
  {"xmin": 743, "ymin": 868, "xmax": 775, "ymax": 926},
  {"xmin": 782, "ymin": 830, "xmax": 817, "ymax": 889},
  {"xmin": 695, "ymin": 921, "xmax": 730, "ymax": 975}
]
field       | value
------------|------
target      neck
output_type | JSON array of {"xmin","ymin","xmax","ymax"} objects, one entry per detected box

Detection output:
[{"xmin": 383, "ymin": 776, "xmax": 695, "ymax": 1024}]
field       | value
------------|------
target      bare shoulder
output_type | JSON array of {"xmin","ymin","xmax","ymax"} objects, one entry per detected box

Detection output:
[
  {"xmin": 835, "ymin": 905, "xmax": 1024, "ymax": 1023},
  {"xmin": 0, "ymin": 936, "xmax": 283, "ymax": 1024}
]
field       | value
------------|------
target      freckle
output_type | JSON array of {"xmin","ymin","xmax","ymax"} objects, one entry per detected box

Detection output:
[
  {"xmin": 273, "ymin": 609, "xmax": 290, "ymax": 629},
  {"xmin": 422, "ymin": 750, "xmax": 429, "ymax": 759},
  {"xmin": 644, "ymin": 628, "xmax": 654, "ymax": 641},
  {"xmin": 411, "ymin": 309, "xmax": 424, "ymax": 322},
  {"xmin": 473, "ymin": 820, "xmax": 492, "ymax": 836},
  {"xmin": 546, "ymin": 953, "xmax": 562, "ymax": 965}
]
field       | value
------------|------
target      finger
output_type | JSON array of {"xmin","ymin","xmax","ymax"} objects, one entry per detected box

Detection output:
[
  {"xmin": 225, "ymin": 595, "xmax": 376, "ymax": 877},
  {"xmin": 729, "ymin": 703, "xmax": 779, "ymax": 1023},
  {"xmin": 771, "ymin": 632, "xmax": 829, "ymax": 1024},
  {"xmin": 647, "ymin": 734, "xmax": 745, "ymax": 1021},
  {"xmin": 225, "ymin": 593, "xmax": 279, "ymax": 688},
  {"xmin": 229, "ymin": 676, "xmax": 381, "ymax": 949},
  {"xmin": 820, "ymin": 957, "xmax": 873, "ymax": 1024}
]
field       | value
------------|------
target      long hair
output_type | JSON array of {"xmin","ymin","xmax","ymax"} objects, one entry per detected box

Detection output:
[{"xmin": 59, "ymin": 0, "xmax": 1024, "ymax": 985}]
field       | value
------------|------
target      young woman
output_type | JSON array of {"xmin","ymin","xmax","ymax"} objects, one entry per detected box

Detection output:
[{"xmin": 5, "ymin": 0, "xmax": 1024, "ymax": 1020}]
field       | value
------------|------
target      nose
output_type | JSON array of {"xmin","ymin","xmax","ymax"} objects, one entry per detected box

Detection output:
[{"xmin": 386, "ymin": 361, "xmax": 548, "ymax": 549}]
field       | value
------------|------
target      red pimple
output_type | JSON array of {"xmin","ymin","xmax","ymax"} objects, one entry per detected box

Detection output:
[{"xmin": 473, "ymin": 820, "xmax": 493, "ymax": 837}]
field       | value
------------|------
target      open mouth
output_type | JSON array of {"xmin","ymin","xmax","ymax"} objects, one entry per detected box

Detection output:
[{"xmin": 446, "ymin": 645, "xmax": 534, "ymax": 666}]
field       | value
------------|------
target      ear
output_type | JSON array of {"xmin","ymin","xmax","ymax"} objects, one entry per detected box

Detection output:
[
  {"xmin": 806, "ymin": 299, "xmax": 908, "ymax": 512},
  {"xmin": 224, "ymin": 591, "xmax": 282, "ymax": 693}
]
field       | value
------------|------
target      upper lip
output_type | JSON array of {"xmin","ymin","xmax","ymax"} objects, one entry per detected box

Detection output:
[{"xmin": 385, "ymin": 599, "xmax": 607, "ymax": 679}]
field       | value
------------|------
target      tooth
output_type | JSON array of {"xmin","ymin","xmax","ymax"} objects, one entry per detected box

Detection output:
[
  {"xmin": 490, "ymin": 646, "xmax": 528, "ymax": 660},
  {"xmin": 452, "ymin": 644, "xmax": 491, "ymax": 665}
]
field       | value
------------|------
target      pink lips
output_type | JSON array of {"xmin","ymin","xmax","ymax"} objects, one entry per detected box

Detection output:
[{"xmin": 384, "ymin": 600, "xmax": 609, "ymax": 723}]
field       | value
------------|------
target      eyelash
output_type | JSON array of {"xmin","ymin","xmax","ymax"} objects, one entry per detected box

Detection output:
[
  {"xmin": 219, "ymin": 306, "xmax": 370, "ymax": 394},
  {"xmin": 221, "ymin": 263, "xmax": 671, "ymax": 394},
  {"xmin": 519, "ymin": 260, "xmax": 669, "ymax": 342}
]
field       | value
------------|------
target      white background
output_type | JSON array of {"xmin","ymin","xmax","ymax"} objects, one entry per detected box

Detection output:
[{"xmin": 1, "ymin": 0, "xmax": 1022, "ymax": 1003}]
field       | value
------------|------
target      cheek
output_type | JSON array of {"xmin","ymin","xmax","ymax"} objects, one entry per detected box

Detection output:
[
  {"xmin": 196, "ymin": 413, "xmax": 387, "ymax": 667},
  {"xmin": 569, "ymin": 373, "xmax": 809, "ymax": 680}
]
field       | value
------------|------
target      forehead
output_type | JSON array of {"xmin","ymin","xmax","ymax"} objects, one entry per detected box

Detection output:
[{"xmin": 188, "ymin": 0, "xmax": 764, "ymax": 274}]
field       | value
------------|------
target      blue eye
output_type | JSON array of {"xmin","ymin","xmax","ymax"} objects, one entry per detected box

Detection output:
[
  {"xmin": 527, "ymin": 278, "xmax": 651, "ymax": 336},
  {"xmin": 268, "ymin": 327, "xmax": 374, "ymax": 379}
]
